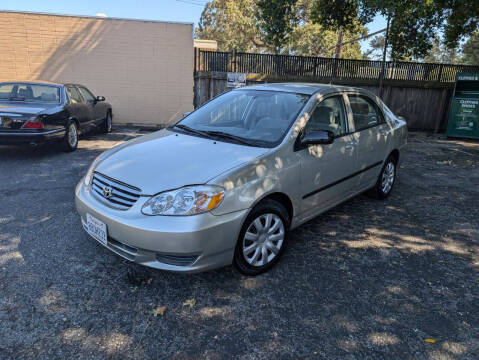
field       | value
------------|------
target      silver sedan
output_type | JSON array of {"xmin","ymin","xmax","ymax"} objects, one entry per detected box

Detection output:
[{"xmin": 75, "ymin": 83, "xmax": 407, "ymax": 275}]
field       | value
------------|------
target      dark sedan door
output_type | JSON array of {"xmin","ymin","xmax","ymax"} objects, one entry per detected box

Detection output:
[
  {"xmin": 65, "ymin": 85, "xmax": 91, "ymax": 132},
  {"xmin": 77, "ymin": 86, "xmax": 105, "ymax": 126}
]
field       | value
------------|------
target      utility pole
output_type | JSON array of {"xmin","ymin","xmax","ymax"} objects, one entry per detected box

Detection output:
[{"xmin": 379, "ymin": 14, "xmax": 390, "ymax": 97}]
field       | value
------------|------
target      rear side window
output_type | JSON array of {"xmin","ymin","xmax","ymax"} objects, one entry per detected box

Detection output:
[
  {"xmin": 348, "ymin": 95, "xmax": 384, "ymax": 131},
  {"xmin": 66, "ymin": 86, "xmax": 83, "ymax": 104}
]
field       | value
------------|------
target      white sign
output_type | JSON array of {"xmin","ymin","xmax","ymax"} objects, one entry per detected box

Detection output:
[{"xmin": 227, "ymin": 72, "xmax": 246, "ymax": 88}]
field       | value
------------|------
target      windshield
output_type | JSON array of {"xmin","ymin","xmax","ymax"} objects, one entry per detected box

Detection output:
[
  {"xmin": 175, "ymin": 90, "xmax": 310, "ymax": 147},
  {"xmin": 0, "ymin": 83, "xmax": 61, "ymax": 103}
]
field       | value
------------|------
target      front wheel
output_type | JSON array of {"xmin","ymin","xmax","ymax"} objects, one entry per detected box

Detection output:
[
  {"xmin": 233, "ymin": 199, "xmax": 290, "ymax": 276},
  {"xmin": 61, "ymin": 121, "xmax": 78, "ymax": 152},
  {"xmin": 368, "ymin": 155, "xmax": 397, "ymax": 199}
]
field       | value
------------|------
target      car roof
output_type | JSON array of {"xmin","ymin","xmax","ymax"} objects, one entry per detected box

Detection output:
[
  {"xmin": 234, "ymin": 82, "xmax": 368, "ymax": 96},
  {"xmin": 0, "ymin": 80, "xmax": 91, "ymax": 88},
  {"xmin": 0, "ymin": 80, "xmax": 64, "ymax": 86}
]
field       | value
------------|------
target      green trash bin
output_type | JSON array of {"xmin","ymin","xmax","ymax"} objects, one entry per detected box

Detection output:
[{"xmin": 447, "ymin": 73, "xmax": 479, "ymax": 139}]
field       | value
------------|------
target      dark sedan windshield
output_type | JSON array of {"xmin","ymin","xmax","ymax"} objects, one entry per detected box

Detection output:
[
  {"xmin": 0, "ymin": 83, "xmax": 60, "ymax": 103},
  {"xmin": 175, "ymin": 90, "xmax": 310, "ymax": 147}
]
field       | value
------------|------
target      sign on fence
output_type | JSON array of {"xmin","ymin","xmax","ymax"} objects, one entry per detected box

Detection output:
[{"xmin": 227, "ymin": 72, "xmax": 246, "ymax": 88}]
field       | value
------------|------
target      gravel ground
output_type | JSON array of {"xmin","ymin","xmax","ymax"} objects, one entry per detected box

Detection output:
[{"xmin": 0, "ymin": 129, "xmax": 478, "ymax": 360}]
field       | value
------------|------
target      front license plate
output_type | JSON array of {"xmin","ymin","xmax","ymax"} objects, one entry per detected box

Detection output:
[{"xmin": 86, "ymin": 213, "xmax": 107, "ymax": 246}]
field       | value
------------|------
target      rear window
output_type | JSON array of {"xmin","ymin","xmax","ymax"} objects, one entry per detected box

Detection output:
[{"xmin": 0, "ymin": 83, "xmax": 60, "ymax": 103}]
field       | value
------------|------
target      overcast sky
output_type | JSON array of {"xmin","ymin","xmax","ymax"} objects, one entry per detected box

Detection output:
[{"xmin": 1, "ymin": 0, "xmax": 386, "ymax": 54}]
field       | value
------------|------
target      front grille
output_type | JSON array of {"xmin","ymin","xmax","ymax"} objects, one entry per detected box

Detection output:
[{"xmin": 91, "ymin": 172, "xmax": 141, "ymax": 210}]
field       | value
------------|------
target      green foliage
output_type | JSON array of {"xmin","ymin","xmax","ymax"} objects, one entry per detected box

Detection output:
[
  {"xmin": 311, "ymin": 0, "xmax": 362, "ymax": 32},
  {"xmin": 423, "ymin": 38, "xmax": 460, "ymax": 64},
  {"xmin": 461, "ymin": 32, "xmax": 479, "ymax": 65},
  {"xmin": 256, "ymin": 0, "xmax": 298, "ymax": 53},
  {"xmin": 363, "ymin": 35, "xmax": 385, "ymax": 60},
  {"xmin": 195, "ymin": 0, "xmax": 262, "ymax": 52},
  {"xmin": 310, "ymin": 0, "xmax": 479, "ymax": 60},
  {"xmin": 287, "ymin": 0, "xmax": 365, "ymax": 58}
]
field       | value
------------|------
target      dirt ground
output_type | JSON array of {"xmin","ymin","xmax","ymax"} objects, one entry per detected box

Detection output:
[{"xmin": 0, "ymin": 129, "xmax": 478, "ymax": 360}]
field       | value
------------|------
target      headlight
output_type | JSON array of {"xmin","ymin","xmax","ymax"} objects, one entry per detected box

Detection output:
[
  {"xmin": 141, "ymin": 185, "xmax": 224, "ymax": 216},
  {"xmin": 83, "ymin": 155, "xmax": 102, "ymax": 186}
]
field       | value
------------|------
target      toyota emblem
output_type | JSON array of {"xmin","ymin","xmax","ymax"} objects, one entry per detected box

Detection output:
[{"xmin": 102, "ymin": 186, "xmax": 113, "ymax": 199}]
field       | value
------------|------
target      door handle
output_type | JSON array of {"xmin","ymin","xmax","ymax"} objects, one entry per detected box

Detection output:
[{"xmin": 345, "ymin": 142, "xmax": 355, "ymax": 150}]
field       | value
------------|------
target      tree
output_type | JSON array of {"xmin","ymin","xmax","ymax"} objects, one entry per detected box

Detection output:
[
  {"xmin": 286, "ymin": 0, "xmax": 365, "ymax": 58},
  {"xmin": 195, "ymin": 0, "xmax": 365, "ymax": 58},
  {"xmin": 195, "ymin": 0, "xmax": 263, "ymax": 52},
  {"xmin": 423, "ymin": 38, "xmax": 460, "ymax": 64},
  {"xmin": 255, "ymin": 0, "xmax": 298, "ymax": 53},
  {"xmin": 310, "ymin": 0, "xmax": 479, "ymax": 60},
  {"xmin": 363, "ymin": 35, "xmax": 385, "ymax": 60},
  {"xmin": 461, "ymin": 32, "xmax": 479, "ymax": 65}
]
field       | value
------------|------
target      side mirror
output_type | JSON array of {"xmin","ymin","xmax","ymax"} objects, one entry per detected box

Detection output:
[
  {"xmin": 96, "ymin": 96, "xmax": 105, "ymax": 102},
  {"xmin": 183, "ymin": 111, "xmax": 192, "ymax": 117},
  {"xmin": 301, "ymin": 130, "xmax": 335, "ymax": 145}
]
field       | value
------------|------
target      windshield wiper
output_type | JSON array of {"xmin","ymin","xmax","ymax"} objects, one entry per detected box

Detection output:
[
  {"xmin": 202, "ymin": 130, "xmax": 259, "ymax": 146},
  {"xmin": 174, "ymin": 124, "xmax": 214, "ymax": 139},
  {"xmin": 174, "ymin": 125, "xmax": 261, "ymax": 147}
]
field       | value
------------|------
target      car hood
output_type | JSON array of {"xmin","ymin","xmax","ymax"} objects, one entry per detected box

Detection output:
[
  {"xmin": 0, "ymin": 102, "xmax": 57, "ymax": 115},
  {"xmin": 95, "ymin": 129, "xmax": 269, "ymax": 195}
]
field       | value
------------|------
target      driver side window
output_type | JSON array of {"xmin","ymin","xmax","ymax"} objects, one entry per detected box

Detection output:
[
  {"xmin": 66, "ymin": 86, "xmax": 83, "ymax": 104},
  {"xmin": 304, "ymin": 95, "xmax": 347, "ymax": 137}
]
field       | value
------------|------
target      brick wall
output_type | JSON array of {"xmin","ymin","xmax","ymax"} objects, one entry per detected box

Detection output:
[{"xmin": 0, "ymin": 11, "xmax": 194, "ymax": 125}]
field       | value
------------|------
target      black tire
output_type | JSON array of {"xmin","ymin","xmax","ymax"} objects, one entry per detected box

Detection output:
[
  {"xmin": 233, "ymin": 199, "xmax": 290, "ymax": 276},
  {"xmin": 61, "ymin": 121, "xmax": 78, "ymax": 152},
  {"xmin": 367, "ymin": 155, "xmax": 397, "ymax": 199},
  {"xmin": 100, "ymin": 111, "xmax": 112, "ymax": 134}
]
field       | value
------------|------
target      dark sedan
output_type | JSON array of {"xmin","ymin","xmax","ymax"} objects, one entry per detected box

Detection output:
[{"xmin": 0, "ymin": 81, "xmax": 112, "ymax": 152}]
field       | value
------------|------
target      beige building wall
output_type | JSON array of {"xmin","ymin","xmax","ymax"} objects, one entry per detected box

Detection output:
[{"xmin": 0, "ymin": 11, "xmax": 194, "ymax": 125}]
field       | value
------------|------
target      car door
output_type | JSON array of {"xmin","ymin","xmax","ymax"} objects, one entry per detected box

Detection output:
[
  {"xmin": 346, "ymin": 93, "xmax": 390, "ymax": 188},
  {"xmin": 297, "ymin": 93, "xmax": 359, "ymax": 219},
  {"xmin": 65, "ymin": 85, "xmax": 91, "ymax": 132},
  {"xmin": 77, "ymin": 86, "xmax": 104, "ymax": 124}
]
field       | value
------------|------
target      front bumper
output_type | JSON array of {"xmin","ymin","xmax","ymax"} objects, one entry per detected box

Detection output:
[
  {"xmin": 75, "ymin": 180, "xmax": 248, "ymax": 273},
  {"xmin": 0, "ymin": 128, "xmax": 65, "ymax": 144}
]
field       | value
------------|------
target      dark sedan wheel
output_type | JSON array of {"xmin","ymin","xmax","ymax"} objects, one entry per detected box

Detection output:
[
  {"xmin": 101, "ymin": 112, "xmax": 112, "ymax": 133},
  {"xmin": 61, "ymin": 121, "xmax": 78, "ymax": 152},
  {"xmin": 234, "ymin": 199, "xmax": 289, "ymax": 276},
  {"xmin": 368, "ymin": 155, "xmax": 397, "ymax": 199}
]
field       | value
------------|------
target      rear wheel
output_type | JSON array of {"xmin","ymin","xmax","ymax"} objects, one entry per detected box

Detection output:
[
  {"xmin": 234, "ymin": 199, "xmax": 289, "ymax": 276},
  {"xmin": 61, "ymin": 121, "xmax": 78, "ymax": 152},
  {"xmin": 100, "ymin": 111, "xmax": 112, "ymax": 133},
  {"xmin": 367, "ymin": 155, "xmax": 397, "ymax": 199}
]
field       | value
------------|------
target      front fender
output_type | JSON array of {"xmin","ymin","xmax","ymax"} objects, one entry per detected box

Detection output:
[{"xmin": 208, "ymin": 146, "xmax": 301, "ymax": 216}]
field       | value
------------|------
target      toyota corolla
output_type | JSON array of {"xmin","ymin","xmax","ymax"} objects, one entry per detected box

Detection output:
[{"xmin": 75, "ymin": 83, "xmax": 407, "ymax": 275}]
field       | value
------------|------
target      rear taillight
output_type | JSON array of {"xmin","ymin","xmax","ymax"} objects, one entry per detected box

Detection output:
[{"xmin": 22, "ymin": 116, "xmax": 44, "ymax": 129}]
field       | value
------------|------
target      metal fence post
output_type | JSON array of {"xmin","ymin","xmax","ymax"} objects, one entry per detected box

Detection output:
[{"xmin": 231, "ymin": 49, "xmax": 236, "ymax": 73}]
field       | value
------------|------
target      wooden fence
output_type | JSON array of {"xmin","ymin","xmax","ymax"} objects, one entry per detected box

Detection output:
[{"xmin": 195, "ymin": 50, "xmax": 479, "ymax": 83}]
